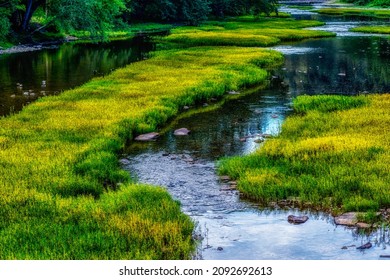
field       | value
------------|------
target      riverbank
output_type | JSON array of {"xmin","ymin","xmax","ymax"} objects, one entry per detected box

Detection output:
[
  {"xmin": 0, "ymin": 23, "xmax": 172, "ymax": 55},
  {"xmin": 218, "ymin": 94, "xmax": 390, "ymax": 224}
]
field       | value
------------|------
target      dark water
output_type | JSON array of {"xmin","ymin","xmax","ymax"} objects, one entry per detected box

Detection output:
[
  {"xmin": 121, "ymin": 9, "xmax": 390, "ymax": 259},
  {"xmin": 0, "ymin": 37, "xmax": 155, "ymax": 116}
]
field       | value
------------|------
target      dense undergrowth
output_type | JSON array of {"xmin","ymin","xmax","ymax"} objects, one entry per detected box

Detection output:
[{"xmin": 218, "ymin": 94, "xmax": 390, "ymax": 217}]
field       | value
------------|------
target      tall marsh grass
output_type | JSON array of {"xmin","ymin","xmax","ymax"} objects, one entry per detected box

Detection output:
[
  {"xmin": 219, "ymin": 94, "xmax": 390, "ymax": 215},
  {"xmin": 162, "ymin": 18, "xmax": 335, "ymax": 47}
]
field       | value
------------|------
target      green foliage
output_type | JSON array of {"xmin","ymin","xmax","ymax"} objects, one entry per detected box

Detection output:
[{"xmin": 0, "ymin": 7, "xmax": 11, "ymax": 42}]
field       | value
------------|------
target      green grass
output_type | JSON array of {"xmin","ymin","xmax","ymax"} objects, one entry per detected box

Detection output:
[
  {"xmin": 0, "ymin": 45, "xmax": 283, "ymax": 259},
  {"xmin": 162, "ymin": 18, "xmax": 335, "ymax": 47},
  {"xmin": 315, "ymin": 7, "xmax": 390, "ymax": 19},
  {"xmin": 350, "ymin": 25, "xmax": 390, "ymax": 34},
  {"xmin": 218, "ymin": 94, "xmax": 390, "ymax": 217}
]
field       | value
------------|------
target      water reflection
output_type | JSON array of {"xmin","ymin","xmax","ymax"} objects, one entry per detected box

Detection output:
[
  {"xmin": 0, "ymin": 37, "xmax": 155, "ymax": 116},
  {"xmin": 272, "ymin": 36, "xmax": 390, "ymax": 95}
]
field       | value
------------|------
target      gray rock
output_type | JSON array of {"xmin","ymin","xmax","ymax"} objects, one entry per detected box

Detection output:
[
  {"xmin": 174, "ymin": 128, "xmax": 191, "ymax": 136},
  {"xmin": 334, "ymin": 212, "xmax": 358, "ymax": 226},
  {"xmin": 134, "ymin": 132, "xmax": 159, "ymax": 141},
  {"xmin": 288, "ymin": 215, "xmax": 309, "ymax": 224}
]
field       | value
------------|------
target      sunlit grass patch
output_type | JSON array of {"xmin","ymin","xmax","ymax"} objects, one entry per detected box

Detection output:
[
  {"xmin": 163, "ymin": 18, "xmax": 334, "ymax": 47},
  {"xmin": 350, "ymin": 25, "xmax": 390, "ymax": 34},
  {"xmin": 315, "ymin": 8, "xmax": 390, "ymax": 19},
  {"xmin": 219, "ymin": 94, "xmax": 390, "ymax": 215}
]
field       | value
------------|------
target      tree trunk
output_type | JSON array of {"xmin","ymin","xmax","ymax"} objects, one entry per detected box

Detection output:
[{"xmin": 21, "ymin": 0, "xmax": 45, "ymax": 32}]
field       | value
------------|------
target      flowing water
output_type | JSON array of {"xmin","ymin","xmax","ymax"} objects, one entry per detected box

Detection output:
[{"xmin": 1, "ymin": 6, "xmax": 390, "ymax": 259}]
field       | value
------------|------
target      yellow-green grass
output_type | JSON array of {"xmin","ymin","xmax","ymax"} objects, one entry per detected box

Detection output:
[
  {"xmin": 163, "ymin": 18, "xmax": 335, "ymax": 47},
  {"xmin": 0, "ymin": 46, "xmax": 284, "ymax": 259},
  {"xmin": 68, "ymin": 23, "xmax": 173, "ymax": 41},
  {"xmin": 350, "ymin": 25, "xmax": 390, "ymax": 34},
  {"xmin": 218, "ymin": 94, "xmax": 390, "ymax": 217},
  {"xmin": 315, "ymin": 8, "xmax": 390, "ymax": 19}
]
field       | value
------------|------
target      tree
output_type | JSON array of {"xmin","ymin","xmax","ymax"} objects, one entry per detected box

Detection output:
[
  {"xmin": 5, "ymin": 0, "xmax": 126, "ymax": 37},
  {"xmin": 0, "ymin": 0, "xmax": 18, "ymax": 41},
  {"xmin": 209, "ymin": 0, "xmax": 278, "ymax": 18}
]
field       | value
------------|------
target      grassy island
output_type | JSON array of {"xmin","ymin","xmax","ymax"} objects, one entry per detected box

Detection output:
[{"xmin": 218, "ymin": 94, "xmax": 390, "ymax": 221}]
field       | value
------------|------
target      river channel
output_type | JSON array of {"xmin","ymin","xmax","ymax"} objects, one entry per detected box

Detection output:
[
  {"xmin": 1, "ymin": 6, "xmax": 390, "ymax": 259},
  {"xmin": 122, "ymin": 7, "xmax": 390, "ymax": 259}
]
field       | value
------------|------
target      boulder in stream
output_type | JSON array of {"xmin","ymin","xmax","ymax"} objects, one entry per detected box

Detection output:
[
  {"xmin": 134, "ymin": 132, "xmax": 160, "ymax": 141},
  {"xmin": 288, "ymin": 215, "xmax": 309, "ymax": 224}
]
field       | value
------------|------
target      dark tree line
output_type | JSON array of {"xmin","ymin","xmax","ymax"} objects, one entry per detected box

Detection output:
[{"xmin": 0, "ymin": 0, "xmax": 279, "ymax": 43}]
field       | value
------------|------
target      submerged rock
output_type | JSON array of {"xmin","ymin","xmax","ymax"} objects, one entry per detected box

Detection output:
[
  {"xmin": 174, "ymin": 128, "xmax": 191, "ymax": 136},
  {"xmin": 357, "ymin": 242, "xmax": 372, "ymax": 250},
  {"xmin": 134, "ymin": 132, "xmax": 160, "ymax": 141},
  {"xmin": 288, "ymin": 215, "xmax": 309, "ymax": 224}
]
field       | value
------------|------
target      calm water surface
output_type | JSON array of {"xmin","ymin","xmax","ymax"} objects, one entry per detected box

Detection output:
[{"xmin": 0, "ymin": 37, "xmax": 154, "ymax": 116}]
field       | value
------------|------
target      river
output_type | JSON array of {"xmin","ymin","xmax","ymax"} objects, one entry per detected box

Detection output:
[
  {"xmin": 1, "ymin": 6, "xmax": 389, "ymax": 259},
  {"xmin": 122, "ymin": 7, "xmax": 390, "ymax": 259}
]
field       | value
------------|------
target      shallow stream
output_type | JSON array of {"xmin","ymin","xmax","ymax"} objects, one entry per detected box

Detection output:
[{"xmin": 121, "ymin": 7, "xmax": 390, "ymax": 259}]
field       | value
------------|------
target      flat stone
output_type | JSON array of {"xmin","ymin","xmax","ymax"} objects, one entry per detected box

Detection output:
[
  {"xmin": 334, "ymin": 212, "xmax": 358, "ymax": 226},
  {"xmin": 134, "ymin": 132, "xmax": 159, "ymax": 141},
  {"xmin": 288, "ymin": 215, "xmax": 309, "ymax": 224},
  {"xmin": 228, "ymin": 90, "xmax": 240, "ymax": 95},
  {"xmin": 174, "ymin": 128, "xmax": 191, "ymax": 136}
]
